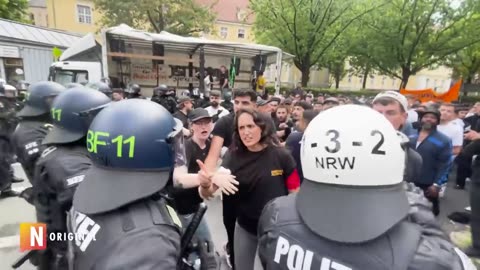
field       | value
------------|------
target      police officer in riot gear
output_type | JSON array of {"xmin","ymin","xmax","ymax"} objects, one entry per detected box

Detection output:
[
  {"xmin": 69, "ymin": 99, "xmax": 184, "ymax": 269},
  {"xmin": 125, "ymin": 83, "xmax": 144, "ymax": 99},
  {"xmin": 0, "ymin": 84, "xmax": 23, "ymax": 198},
  {"xmin": 220, "ymin": 91, "xmax": 233, "ymax": 113},
  {"xmin": 86, "ymin": 82, "xmax": 113, "ymax": 99},
  {"xmin": 257, "ymin": 105, "xmax": 476, "ymax": 270},
  {"xmin": 11, "ymin": 81, "xmax": 65, "ymax": 183},
  {"xmin": 16, "ymin": 80, "xmax": 29, "ymax": 103},
  {"xmin": 66, "ymin": 83, "xmax": 84, "ymax": 89},
  {"xmin": 33, "ymin": 87, "xmax": 111, "ymax": 270},
  {"xmin": 151, "ymin": 84, "xmax": 177, "ymax": 113}
]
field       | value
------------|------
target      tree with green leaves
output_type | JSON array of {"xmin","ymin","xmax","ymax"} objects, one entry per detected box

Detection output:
[
  {"xmin": 93, "ymin": 0, "xmax": 216, "ymax": 36},
  {"xmin": 0, "ymin": 0, "xmax": 29, "ymax": 23},
  {"xmin": 447, "ymin": 44, "xmax": 480, "ymax": 84},
  {"xmin": 250, "ymin": 0, "xmax": 381, "ymax": 86},
  {"xmin": 361, "ymin": 0, "xmax": 480, "ymax": 89}
]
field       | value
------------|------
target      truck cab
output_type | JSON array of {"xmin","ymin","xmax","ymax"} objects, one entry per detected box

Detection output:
[
  {"xmin": 49, "ymin": 61, "xmax": 102, "ymax": 85},
  {"xmin": 48, "ymin": 33, "xmax": 103, "ymax": 86}
]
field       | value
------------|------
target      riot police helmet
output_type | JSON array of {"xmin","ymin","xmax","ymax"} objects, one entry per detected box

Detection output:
[
  {"xmin": 16, "ymin": 80, "xmax": 29, "ymax": 92},
  {"xmin": 73, "ymin": 99, "xmax": 185, "ymax": 214},
  {"xmin": 66, "ymin": 82, "xmax": 84, "ymax": 89},
  {"xmin": 418, "ymin": 106, "xmax": 440, "ymax": 123},
  {"xmin": 299, "ymin": 105, "xmax": 408, "ymax": 243},
  {"xmin": 153, "ymin": 84, "xmax": 168, "ymax": 96},
  {"xmin": 126, "ymin": 83, "xmax": 141, "ymax": 94},
  {"xmin": 17, "ymin": 81, "xmax": 66, "ymax": 117},
  {"xmin": 42, "ymin": 87, "xmax": 111, "ymax": 145},
  {"xmin": 86, "ymin": 81, "xmax": 113, "ymax": 97},
  {"xmin": 2, "ymin": 84, "xmax": 18, "ymax": 98}
]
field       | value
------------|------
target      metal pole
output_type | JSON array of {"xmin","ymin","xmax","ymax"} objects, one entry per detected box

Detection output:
[
  {"xmin": 275, "ymin": 51, "xmax": 283, "ymax": 96},
  {"xmin": 199, "ymin": 46, "xmax": 205, "ymax": 94}
]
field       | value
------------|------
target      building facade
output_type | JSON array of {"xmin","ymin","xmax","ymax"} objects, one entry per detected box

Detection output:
[
  {"xmin": 337, "ymin": 61, "xmax": 453, "ymax": 92},
  {"xmin": 0, "ymin": 19, "xmax": 81, "ymax": 83},
  {"xmin": 28, "ymin": 0, "xmax": 48, "ymax": 27}
]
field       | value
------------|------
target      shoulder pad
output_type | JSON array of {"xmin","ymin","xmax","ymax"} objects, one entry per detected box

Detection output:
[{"xmin": 410, "ymin": 233, "xmax": 466, "ymax": 270}]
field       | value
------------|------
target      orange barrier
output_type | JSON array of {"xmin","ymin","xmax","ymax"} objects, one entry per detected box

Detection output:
[{"xmin": 400, "ymin": 80, "xmax": 462, "ymax": 103}]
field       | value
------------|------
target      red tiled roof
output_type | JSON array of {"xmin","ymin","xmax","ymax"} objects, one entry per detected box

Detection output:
[{"xmin": 196, "ymin": 0, "xmax": 254, "ymax": 24}]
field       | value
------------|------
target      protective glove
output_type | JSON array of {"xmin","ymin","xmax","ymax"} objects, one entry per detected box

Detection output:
[
  {"xmin": 198, "ymin": 240, "xmax": 218, "ymax": 270},
  {"xmin": 212, "ymin": 167, "xmax": 239, "ymax": 195}
]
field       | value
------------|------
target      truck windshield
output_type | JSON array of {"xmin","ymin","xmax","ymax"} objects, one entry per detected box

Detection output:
[{"xmin": 51, "ymin": 70, "xmax": 89, "ymax": 85}]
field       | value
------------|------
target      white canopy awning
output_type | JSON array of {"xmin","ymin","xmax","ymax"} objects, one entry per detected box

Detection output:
[{"xmin": 104, "ymin": 24, "xmax": 294, "ymax": 60}]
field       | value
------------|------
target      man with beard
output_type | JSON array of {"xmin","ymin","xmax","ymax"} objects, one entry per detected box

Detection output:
[
  {"xmin": 205, "ymin": 90, "xmax": 229, "ymax": 123},
  {"xmin": 291, "ymin": 101, "xmax": 313, "ymax": 132},
  {"xmin": 274, "ymin": 104, "xmax": 293, "ymax": 142},
  {"xmin": 173, "ymin": 96, "xmax": 194, "ymax": 129},
  {"xmin": 408, "ymin": 107, "xmax": 452, "ymax": 216}
]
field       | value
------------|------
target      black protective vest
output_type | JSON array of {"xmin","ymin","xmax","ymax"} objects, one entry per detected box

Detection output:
[
  {"xmin": 68, "ymin": 197, "xmax": 181, "ymax": 270},
  {"xmin": 258, "ymin": 195, "xmax": 422, "ymax": 270},
  {"xmin": 34, "ymin": 146, "xmax": 91, "ymax": 243}
]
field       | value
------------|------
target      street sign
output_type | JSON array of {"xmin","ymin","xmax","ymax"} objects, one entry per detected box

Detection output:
[{"xmin": 0, "ymin": 45, "xmax": 20, "ymax": 58}]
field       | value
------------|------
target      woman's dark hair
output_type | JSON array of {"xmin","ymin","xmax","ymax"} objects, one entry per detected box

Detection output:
[{"xmin": 232, "ymin": 109, "xmax": 279, "ymax": 152}]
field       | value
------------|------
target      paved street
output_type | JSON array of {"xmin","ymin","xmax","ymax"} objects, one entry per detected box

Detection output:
[{"xmin": 0, "ymin": 164, "xmax": 472, "ymax": 270}]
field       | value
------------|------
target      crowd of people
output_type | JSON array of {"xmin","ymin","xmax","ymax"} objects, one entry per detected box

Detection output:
[{"xmin": 0, "ymin": 78, "xmax": 479, "ymax": 270}]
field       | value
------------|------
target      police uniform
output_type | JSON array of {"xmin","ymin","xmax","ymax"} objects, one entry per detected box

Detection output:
[
  {"xmin": 0, "ymin": 96, "xmax": 18, "ymax": 195},
  {"xmin": 34, "ymin": 145, "xmax": 91, "ymax": 269},
  {"xmin": 11, "ymin": 120, "xmax": 52, "ymax": 181},
  {"xmin": 257, "ymin": 105, "xmax": 476, "ymax": 270},
  {"xmin": 28, "ymin": 87, "xmax": 112, "ymax": 269},
  {"xmin": 69, "ymin": 99, "xmax": 184, "ymax": 269},
  {"xmin": 12, "ymin": 81, "xmax": 66, "ymax": 182},
  {"xmin": 258, "ymin": 190, "xmax": 470, "ymax": 270},
  {"xmin": 69, "ymin": 196, "xmax": 181, "ymax": 270}
]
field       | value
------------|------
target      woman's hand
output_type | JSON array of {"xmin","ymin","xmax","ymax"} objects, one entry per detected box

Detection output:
[{"xmin": 212, "ymin": 171, "xmax": 239, "ymax": 195}]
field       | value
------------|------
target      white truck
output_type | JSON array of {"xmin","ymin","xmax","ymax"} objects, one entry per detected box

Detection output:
[{"xmin": 49, "ymin": 24, "xmax": 291, "ymax": 96}]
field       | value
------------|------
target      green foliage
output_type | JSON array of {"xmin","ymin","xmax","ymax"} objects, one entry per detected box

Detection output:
[
  {"xmin": 250, "ymin": 0, "xmax": 381, "ymax": 86},
  {"xmin": 447, "ymin": 43, "xmax": 480, "ymax": 84},
  {"xmin": 358, "ymin": 0, "xmax": 480, "ymax": 88},
  {"xmin": 93, "ymin": 0, "xmax": 216, "ymax": 35},
  {"xmin": 0, "ymin": 0, "xmax": 30, "ymax": 23}
]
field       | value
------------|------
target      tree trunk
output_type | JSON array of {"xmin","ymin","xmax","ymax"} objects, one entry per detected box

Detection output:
[
  {"xmin": 301, "ymin": 67, "xmax": 310, "ymax": 87},
  {"xmin": 400, "ymin": 66, "xmax": 411, "ymax": 90},
  {"xmin": 362, "ymin": 68, "xmax": 369, "ymax": 89},
  {"xmin": 335, "ymin": 75, "xmax": 340, "ymax": 89}
]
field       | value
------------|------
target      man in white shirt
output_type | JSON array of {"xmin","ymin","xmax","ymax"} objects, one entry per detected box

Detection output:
[
  {"xmin": 205, "ymin": 90, "xmax": 229, "ymax": 122},
  {"xmin": 438, "ymin": 103, "xmax": 464, "ymax": 157}
]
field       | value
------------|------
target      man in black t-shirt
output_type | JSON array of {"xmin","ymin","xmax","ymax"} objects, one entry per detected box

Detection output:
[
  {"xmin": 274, "ymin": 104, "xmax": 294, "ymax": 142},
  {"xmin": 172, "ymin": 108, "xmax": 214, "ymax": 244},
  {"xmin": 204, "ymin": 88, "xmax": 257, "ymax": 268}
]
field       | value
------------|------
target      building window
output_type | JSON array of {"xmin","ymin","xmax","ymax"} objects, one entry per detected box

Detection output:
[
  {"xmin": 382, "ymin": 76, "xmax": 386, "ymax": 86},
  {"xmin": 370, "ymin": 75, "xmax": 374, "ymax": 85},
  {"xmin": 392, "ymin": 78, "xmax": 396, "ymax": 86},
  {"xmin": 77, "ymin": 5, "xmax": 92, "ymax": 24},
  {"xmin": 426, "ymin": 78, "xmax": 430, "ymax": 87},
  {"xmin": 348, "ymin": 75, "xmax": 352, "ymax": 83},
  {"xmin": 220, "ymin": 27, "xmax": 228, "ymax": 39},
  {"xmin": 30, "ymin": 13, "xmax": 35, "ymax": 25},
  {"xmin": 238, "ymin": 28, "xmax": 245, "ymax": 39}
]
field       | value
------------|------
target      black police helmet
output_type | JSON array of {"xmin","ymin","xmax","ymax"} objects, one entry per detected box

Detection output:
[
  {"xmin": 87, "ymin": 82, "xmax": 112, "ymax": 97},
  {"xmin": 153, "ymin": 84, "xmax": 168, "ymax": 96},
  {"xmin": 66, "ymin": 83, "xmax": 84, "ymax": 89},
  {"xmin": 73, "ymin": 99, "xmax": 184, "ymax": 214},
  {"xmin": 16, "ymin": 81, "xmax": 29, "ymax": 91},
  {"xmin": 17, "ymin": 81, "xmax": 66, "ymax": 117},
  {"xmin": 126, "ymin": 83, "xmax": 141, "ymax": 94},
  {"xmin": 418, "ymin": 106, "xmax": 440, "ymax": 122},
  {"xmin": 43, "ymin": 87, "xmax": 111, "ymax": 145}
]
